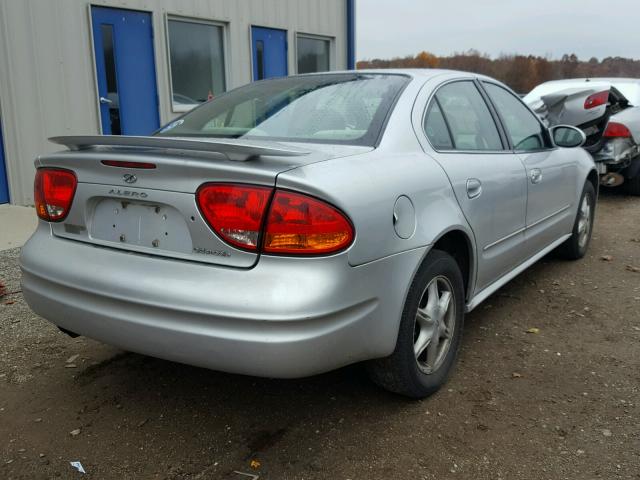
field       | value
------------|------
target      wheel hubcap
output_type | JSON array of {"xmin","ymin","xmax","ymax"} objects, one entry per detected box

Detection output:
[
  {"xmin": 577, "ymin": 194, "xmax": 592, "ymax": 249},
  {"xmin": 413, "ymin": 275, "xmax": 456, "ymax": 374}
]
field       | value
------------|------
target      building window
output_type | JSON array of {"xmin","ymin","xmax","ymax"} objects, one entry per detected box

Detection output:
[
  {"xmin": 167, "ymin": 18, "xmax": 226, "ymax": 111},
  {"xmin": 296, "ymin": 35, "xmax": 331, "ymax": 74}
]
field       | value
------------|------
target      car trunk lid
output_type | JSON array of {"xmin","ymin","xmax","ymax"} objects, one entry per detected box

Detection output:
[
  {"xmin": 39, "ymin": 135, "xmax": 370, "ymax": 268},
  {"xmin": 525, "ymin": 84, "xmax": 633, "ymax": 151}
]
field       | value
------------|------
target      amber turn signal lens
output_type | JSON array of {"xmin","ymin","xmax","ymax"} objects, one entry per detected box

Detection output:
[
  {"xmin": 195, "ymin": 183, "xmax": 354, "ymax": 256},
  {"xmin": 263, "ymin": 190, "xmax": 354, "ymax": 255}
]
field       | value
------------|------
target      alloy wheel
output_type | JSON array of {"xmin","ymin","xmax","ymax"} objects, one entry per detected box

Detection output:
[
  {"xmin": 413, "ymin": 275, "xmax": 456, "ymax": 374},
  {"xmin": 577, "ymin": 194, "xmax": 592, "ymax": 249}
]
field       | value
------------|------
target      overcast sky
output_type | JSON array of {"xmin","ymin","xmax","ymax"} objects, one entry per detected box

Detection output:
[{"xmin": 356, "ymin": 0, "xmax": 640, "ymax": 61}]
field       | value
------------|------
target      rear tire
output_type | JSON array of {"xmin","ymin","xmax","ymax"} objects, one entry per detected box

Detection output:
[
  {"xmin": 625, "ymin": 175, "xmax": 640, "ymax": 196},
  {"xmin": 367, "ymin": 250, "xmax": 465, "ymax": 399},
  {"xmin": 557, "ymin": 180, "xmax": 596, "ymax": 260}
]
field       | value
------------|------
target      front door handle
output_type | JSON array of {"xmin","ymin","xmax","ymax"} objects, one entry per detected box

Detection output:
[
  {"xmin": 99, "ymin": 96, "xmax": 113, "ymax": 105},
  {"xmin": 466, "ymin": 178, "xmax": 482, "ymax": 199},
  {"xmin": 530, "ymin": 168, "xmax": 543, "ymax": 184}
]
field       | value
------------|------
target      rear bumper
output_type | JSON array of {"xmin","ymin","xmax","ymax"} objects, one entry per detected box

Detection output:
[{"xmin": 20, "ymin": 225, "xmax": 425, "ymax": 378}]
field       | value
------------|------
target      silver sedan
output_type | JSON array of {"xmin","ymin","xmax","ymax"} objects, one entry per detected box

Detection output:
[{"xmin": 21, "ymin": 70, "xmax": 597, "ymax": 398}]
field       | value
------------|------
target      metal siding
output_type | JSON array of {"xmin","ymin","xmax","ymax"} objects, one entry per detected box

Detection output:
[{"xmin": 0, "ymin": 0, "xmax": 348, "ymax": 205}]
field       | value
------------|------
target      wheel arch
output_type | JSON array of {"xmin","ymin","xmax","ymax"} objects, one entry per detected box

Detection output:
[
  {"xmin": 586, "ymin": 168, "xmax": 599, "ymax": 197},
  {"xmin": 431, "ymin": 228, "xmax": 475, "ymax": 300},
  {"xmin": 410, "ymin": 227, "xmax": 476, "ymax": 302}
]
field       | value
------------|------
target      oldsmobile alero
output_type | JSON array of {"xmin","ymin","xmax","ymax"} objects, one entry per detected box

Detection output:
[{"xmin": 20, "ymin": 70, "xmax": 597, "ymax": 398}]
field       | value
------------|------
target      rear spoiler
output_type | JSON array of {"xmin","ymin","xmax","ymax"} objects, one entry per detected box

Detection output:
[{"xmin": 49, "ymin": 135, "xmax": 309, "ymax": 162}]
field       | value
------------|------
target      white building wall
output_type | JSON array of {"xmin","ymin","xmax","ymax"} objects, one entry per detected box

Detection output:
[{"xmin": 0, "ymin": 0, "xmax": 348, "ymax": 205}]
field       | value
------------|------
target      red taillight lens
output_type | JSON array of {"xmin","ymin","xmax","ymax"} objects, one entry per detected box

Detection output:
[
  {"xmin": 263, "ymin": 190, "xmax": 354, "ymax": 255},
  {"xmin": 196, "ymin": 184, "xmax": 272, "ymax": 251},
  {"xmin": 34, "ymin": 168, "xmax": 77, "ymax": 222},
  {"xmin": 584, "ymin": 90, "xmax": 609, "ymax": 109},
  {"xmin": 603, "ymin": 121, "xmax": 632, "ymax": 138},
  {"xmin": 195, "ymin": 183, "xmax": 355, "ymax": 256}
]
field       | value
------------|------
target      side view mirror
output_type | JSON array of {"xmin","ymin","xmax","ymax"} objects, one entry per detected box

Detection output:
[{"xmin": 550, "ymin": 125, "xmax": 586, "ymax": 148}]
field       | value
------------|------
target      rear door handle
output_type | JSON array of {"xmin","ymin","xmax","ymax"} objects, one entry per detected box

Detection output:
[
  {"xmin": 530, "ymin": 168, "xmax": 542, "ymax": 184},
  {"xmin": 466, "ymin": 178, "xmax": 482, "ymax": 199},
  {"xmin": 99, "ymin": 96, "xmax": 112, "ymax": 105}
]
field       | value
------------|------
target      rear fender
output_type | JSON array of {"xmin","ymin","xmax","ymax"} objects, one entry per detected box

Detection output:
[
  {"xmin": 274, "ymin": 148, "xmax": 475, "ymax": 269},
  {"xmin": 414, "ymin": 225, "xmax": 477, "ymax": 303}
]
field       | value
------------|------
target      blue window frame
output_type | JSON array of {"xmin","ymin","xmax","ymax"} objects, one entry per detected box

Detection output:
[{"xmin": 0, "ymin": 117, "xmax": 8, "ymax": 204}]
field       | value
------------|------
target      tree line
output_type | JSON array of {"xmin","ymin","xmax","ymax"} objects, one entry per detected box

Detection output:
[{"xmin": 356, "ymin": 50, "xmax": 640, "ymax": 94}]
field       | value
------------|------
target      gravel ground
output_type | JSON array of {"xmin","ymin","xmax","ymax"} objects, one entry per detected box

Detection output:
[{"xmin": 1, "ymin": 193, "xmax": 639, "ymax": 480}]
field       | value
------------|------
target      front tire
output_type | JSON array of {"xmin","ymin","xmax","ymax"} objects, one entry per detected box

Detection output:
[
  {"xmin": 557, "ymin": 180, "xmax": 596, "ymax": 260},
  {"xmin": 367, "ymin": 250, "xmax": 465, "ymax": 399}
]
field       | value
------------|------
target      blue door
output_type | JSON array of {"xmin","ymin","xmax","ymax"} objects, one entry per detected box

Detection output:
[
  {"xmin": 0, "ymin": 117, "xmax": 8, "ymax": 204},
  {"xmin": 91, "ymin": 7, "xmax": 159, "ymax": 135},
  {"xmin": 251, "ymin": 27, "xmax": 288, "ymax": 81}
]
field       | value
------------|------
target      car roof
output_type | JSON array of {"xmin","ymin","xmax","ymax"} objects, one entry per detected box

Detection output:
[
  {"xmin": 534, "ymin": 77, "xmax": 640, "ymax": 86},
  {"xmin": 352, "ymin": 68, "xmax": 470, "ymax": 77},
  {"xmin": 304, "ymin": 68, "xmax": 493, "ymax": 81}
]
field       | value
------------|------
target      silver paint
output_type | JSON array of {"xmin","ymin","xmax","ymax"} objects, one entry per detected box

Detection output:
[{"xmin": 21, "ymin": 70, "xmax": 597, "ymax": 378}]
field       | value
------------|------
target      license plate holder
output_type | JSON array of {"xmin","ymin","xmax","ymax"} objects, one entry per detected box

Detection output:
[{"xmin": 90, "ymin": 198, "xmax": 192, "ymax": 253}]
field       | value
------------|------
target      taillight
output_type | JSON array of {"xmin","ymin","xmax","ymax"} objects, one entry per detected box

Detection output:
[
  {"xmin": 263, "ymin": 190, "xmax": 354, "ymax": 255},
  {"xmin": 196, "ymin": 183, "xmax": 272, "ymax": 251},
  {"xmin": 195, "ymin": 183, "xmax": 354, "ymax": 255},
  {"xmin": 603, "ymin": 122, "xmax": 632, "ymax": 138},
  {"xmin": 584, "ymin": 90, "xmax": 609, "ymax": 109},
  {"xmin": 34, "ymin": 168, "xmax": 77, "ymax": 222}
]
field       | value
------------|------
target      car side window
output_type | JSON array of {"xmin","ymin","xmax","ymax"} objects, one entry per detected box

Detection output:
[
  {"xmin": 431, "ymin": 81, "xmax": 503, "ymax": 151},
  {"xmin": 423, "ymin": 100, "xmax": 453, "ymax": 149},
  {"xmin": 483, "ymin": 82, "xmax": 549, "ymax": 151}
]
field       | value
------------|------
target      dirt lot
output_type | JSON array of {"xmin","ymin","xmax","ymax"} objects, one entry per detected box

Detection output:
[{"xmin": 1, "ymin": 193, "xmax": 639, "ymax": 480}]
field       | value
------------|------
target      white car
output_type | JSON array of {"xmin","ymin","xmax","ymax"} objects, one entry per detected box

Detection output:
[{"xmin": 525, "ymin": 78, "xmax": 640, "ymax": 194}]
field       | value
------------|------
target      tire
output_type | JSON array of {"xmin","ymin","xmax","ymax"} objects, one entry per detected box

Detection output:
[
  {"xmin": 625, "ymin": 175, "xmax": 640, "ymax": 196},
  {"xmin": 557, "ymin": 180, "xmax": 596, "ymax": 260},
  {"xmin": 367, "ymin": 249, "xmax": 465, "ymax": 399}
]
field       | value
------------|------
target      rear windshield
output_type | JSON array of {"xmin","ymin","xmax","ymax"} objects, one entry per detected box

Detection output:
[{"xmin": 155, "ymin": 73, "xmax": 409, "ymax": 146}]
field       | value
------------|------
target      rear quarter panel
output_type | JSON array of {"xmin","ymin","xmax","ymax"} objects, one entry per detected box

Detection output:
[
  {"xmin": 276, "ymin": 149, "xmax": 473, "ymax": 267},
  {"xmin": 275, "ymin": 76, "xmax": 475, "ymax": 268}
]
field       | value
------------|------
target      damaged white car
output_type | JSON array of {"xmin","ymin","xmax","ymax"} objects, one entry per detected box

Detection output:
[{"xmin": 525, "ymin": 78, "xmax": 640, "ymax": 194}]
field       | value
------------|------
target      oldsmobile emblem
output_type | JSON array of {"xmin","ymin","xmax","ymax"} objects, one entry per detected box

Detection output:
[{"xmin": 123, "ymin": 173, "xmax": 137, "ymax": 184}]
